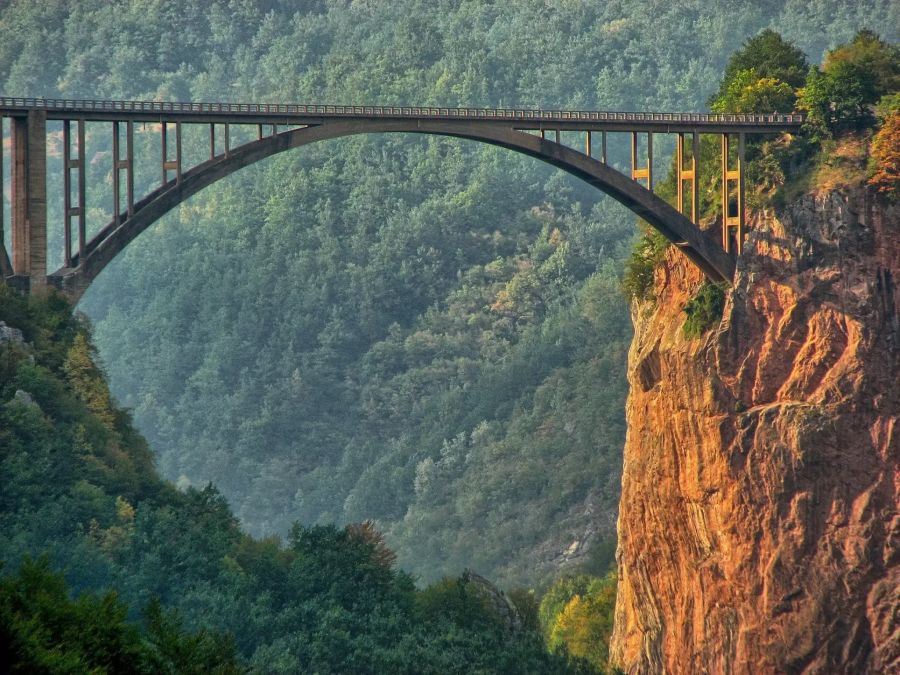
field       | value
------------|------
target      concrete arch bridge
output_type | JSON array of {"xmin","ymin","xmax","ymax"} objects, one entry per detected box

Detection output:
[{"xmin": 0, "ymin": 97, "xmax": 802, "ymax": 301}]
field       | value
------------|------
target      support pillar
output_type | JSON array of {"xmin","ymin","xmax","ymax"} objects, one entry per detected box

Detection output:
[
  {"xmin": 112, "ymin": 121, "xmax": 135, "ymax": 225},
  {"xmin": 11, "ymin": 110, "xmax": 47, "ymax": 285},
  {"xmin": 63, "ymin": 119, "xmax": 86, "ymax": 266},
  {"xmin": 721, "ymin": 133, "xmax": 745, "ymax": 255},
  {"xmin": 631, "ymin": 131, "xmax": 652, "ymax": 191},
  {"xmin": 676, "ymin": 131, "xmax": 700, "ymax": 223},
  {"xmin": 0, "ymin": 116, "xmax": 10, "ymax": 278},
  {"xmin": 161, "ymin": 121, "xmax": 182, "ymax": 185}
]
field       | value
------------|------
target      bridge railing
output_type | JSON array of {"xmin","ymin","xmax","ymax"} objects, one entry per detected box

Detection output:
[{"xmin": 0, "ymin": 96, "xmax": 804, "ymax": 125}]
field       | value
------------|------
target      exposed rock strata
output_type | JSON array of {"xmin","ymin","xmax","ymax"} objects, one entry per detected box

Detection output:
[{"xmin": 610, "ymin": 186, "xmax": 898, "ymax": 674}]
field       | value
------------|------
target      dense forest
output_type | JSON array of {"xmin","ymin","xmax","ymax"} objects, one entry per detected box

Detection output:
[
  {"xmin": 1, "ymin": 0, "xmax": 897, "ymax": 671},
  {"xmin": 0, "ymin": 287, "xmax": 617, "ymax": 671},
  {"xmin": 1, "ymin": 0, "xmax": 888, "ymax": 588}
]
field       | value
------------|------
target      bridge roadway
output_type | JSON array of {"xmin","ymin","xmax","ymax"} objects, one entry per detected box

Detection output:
[{"xmin": 0, "ymin": 96, "xmax": 803, "ymax": 134}]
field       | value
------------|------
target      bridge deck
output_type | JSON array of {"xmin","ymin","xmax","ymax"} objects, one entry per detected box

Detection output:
[{"xmin": 0, "ymin": 97, "xmax": 803, "ymax": 133}]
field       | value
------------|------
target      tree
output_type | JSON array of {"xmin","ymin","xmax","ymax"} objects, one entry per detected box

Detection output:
[
  {"xmin": 824, "ymin": 30, "xmax": 900, "ymax": 99},
  {"xmin": 799, "ymin": 31, "xmax": 900, "ymax": 136},
  {"xmin": 711, "ymin": 70, "xmax": 796, "ymax": 113},
  {"xmin": 712, "ymin": 29, "xmax": 808, "ymax": 104},
  {"xmin": 540, "ymin": 572, "xmax": 618, "ymax": 673}
]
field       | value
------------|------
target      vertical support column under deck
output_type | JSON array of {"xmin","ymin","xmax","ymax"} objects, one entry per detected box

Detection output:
[
  {"xmin": 586, "ymin": 131, "xmax": 608, "ymax": 163},
  {"xmin": 631, "ymin": 131, "xmax": 652, "ymax": 190},
  {"xmin": 209, "ymin": 124, "xmax": 216, "ymax": 160},
  {"xmin": 175, "ymin": 122, "xmax": 182, "ymax": 183},
  {"xmin": 161, "ymin": 121, "xmax": 182, "ymax": 185},
  {"xmin": 676, "ymin": 131, "xmax": 700, "ymax": 223},
  {"xmin": 112, "ymin": 121, "xmax": 135, "ymax": 224},
  {"xmin": 63, "ymin": 119, "xmax": 87, "ymax": 266},
  {"xmin": 126, "ymin": 121, "xmax": 134, "ymax": 217},
  {"xmin": 0, "ymin": 115, "xmax": 9, "ymax": 277},
  {"xmin": 112, "ymin": 122, "xmax": 120, "ymax": 226},
  {"xmin": 224, "ymin": 123, "xmax": 230, "ymax": 158},
  {"xmin": 721, "ymin": 133, "xmax": 745, "ymax": 255},
  {"xmin": 0, "ymin": 115, "xmax": 13, "ymax": 277},
  {"xmin": 161, "ymin": 122, "xmax": 168, "ymax": 185},
  {"xmin": 737, "ymin": 132, "xmax": 745, "ymax": 252},
  {"xmin": 10, "ymin": 110, "xmax": 47, "ymax": 284}
]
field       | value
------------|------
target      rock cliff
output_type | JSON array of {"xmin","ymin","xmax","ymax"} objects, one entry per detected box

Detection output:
[{"xmin": 610, "ymin": 185, "xmax": 899, "ymax": 674}]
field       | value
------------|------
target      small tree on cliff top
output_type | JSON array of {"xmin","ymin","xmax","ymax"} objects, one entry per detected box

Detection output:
[
  {"xmin": 710, "ymin": 29, "xmax": 808, "ymax": 113},
  {"xmin": 799, "ymin": 30, "xmax": 900, "ymax": 136}
]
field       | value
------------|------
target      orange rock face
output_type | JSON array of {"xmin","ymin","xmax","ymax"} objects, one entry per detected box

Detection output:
[{"xmin": 610, "ymin": 187, "xmax": 899, "ymax": 674}]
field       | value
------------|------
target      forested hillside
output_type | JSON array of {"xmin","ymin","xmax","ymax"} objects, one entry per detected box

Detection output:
[
  {"xmin": 1, "ymin": 288, "xmax": 609, "ymax": 672},
  {"xmin": 1, "ymin": 0, "xmax": 895, "ymax": 588}
]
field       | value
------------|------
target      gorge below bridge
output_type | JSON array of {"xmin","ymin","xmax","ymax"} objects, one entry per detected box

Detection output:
[{"xmin": 0, "ymin": 97, "xmax": 802, "ymax": 301}]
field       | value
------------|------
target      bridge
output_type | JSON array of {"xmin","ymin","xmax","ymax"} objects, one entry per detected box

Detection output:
[{"xmin": 0, "ymin": 97, "xmax": 803, "ymax": 301}]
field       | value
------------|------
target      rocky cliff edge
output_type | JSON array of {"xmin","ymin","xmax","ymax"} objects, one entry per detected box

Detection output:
[{"xmin": 610, "ymin": 185, "xmax": 898, "ymax": 674}]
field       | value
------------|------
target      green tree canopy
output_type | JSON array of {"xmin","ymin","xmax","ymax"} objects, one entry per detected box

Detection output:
[
  {"xmin": 713, "ymin": 29, "xmax": 809, "ymax": 99},
  {"xmin": 799, "ymin": 30, "xmax": 900, "ymax": 135},
  {"xmin": 711, "ymin": 70, "xmax": 797, "ymax": 113}
]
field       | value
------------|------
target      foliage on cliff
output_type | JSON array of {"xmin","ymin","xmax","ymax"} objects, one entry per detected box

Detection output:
[{"xmin": 0, "ymin": 289, "xmax": 592, "ymax": 673}]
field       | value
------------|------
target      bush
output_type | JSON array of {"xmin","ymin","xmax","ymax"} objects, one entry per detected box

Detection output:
[
  {"xmin": 622, "ymin": 229, "xmax": 669, "ymax": 302},
  {"xmin": 683, "ymin": 283, "xmax": 727, "ymax": 338}
]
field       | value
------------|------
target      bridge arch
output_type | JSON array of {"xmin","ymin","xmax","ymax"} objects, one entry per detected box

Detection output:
[{"xmin": 50, "ymin": 119, "xmax": 735, "ymax": 301}]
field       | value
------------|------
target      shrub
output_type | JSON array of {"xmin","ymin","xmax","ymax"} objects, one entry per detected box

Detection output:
[
  {"xmin": 622, "ymin": 229, "xmax": 669, "ymax": 302},
  {"xmin": 683, "ymin": 283, "xmax": 727, "ymax": 337}
]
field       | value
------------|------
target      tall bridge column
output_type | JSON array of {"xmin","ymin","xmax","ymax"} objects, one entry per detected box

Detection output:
[
  {"xmin": 676, "ymin": 132, "xmax": 699, "ymax": 222},
  {"xmin": 10, "ymin": 110, "xmax": 47, "ymax": 287},
  {"xmin": 721, "ymin": 132, "xmax": 745, "ymax": 255},
  {"xmin": 63, "ymin": 119, "xmax": 86, "ymax": 267},
  {"xmin": 0, "ymin": 118, "xmax": 10, "ymax": 277},
  {"xmin": 631, "ymin": 131, "xmax": 652, "ymax": 191}
]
